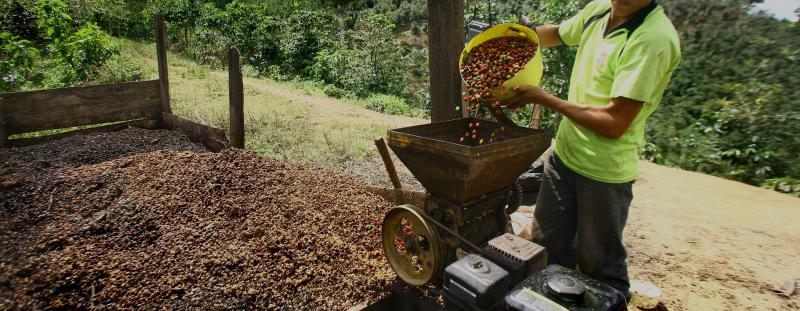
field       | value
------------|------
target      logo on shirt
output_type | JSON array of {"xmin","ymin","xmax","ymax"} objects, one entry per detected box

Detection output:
[{"xmin": 595, "ymin": 41, "xmax": 617, "ymax": 71}]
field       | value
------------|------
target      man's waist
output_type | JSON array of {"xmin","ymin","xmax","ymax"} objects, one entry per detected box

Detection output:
[{"xmin": 554, "ymin": 137, "xmax": 640, "ymax": 184}]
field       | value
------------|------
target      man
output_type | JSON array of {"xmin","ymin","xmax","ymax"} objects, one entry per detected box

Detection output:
[{"xmin": 502, "ymin": 0, "xmax": 681, "ymax": 296}]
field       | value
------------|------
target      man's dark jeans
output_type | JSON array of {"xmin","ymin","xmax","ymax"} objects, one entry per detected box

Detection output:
[{"xmin": 531, "ymin": 151, "xmax": 633, "ymax": 294}]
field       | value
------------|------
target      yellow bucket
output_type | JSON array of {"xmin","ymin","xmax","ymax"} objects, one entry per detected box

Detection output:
[{"xmin": 460, "ymin": 23, "xmax": 543, "ymax": 101}]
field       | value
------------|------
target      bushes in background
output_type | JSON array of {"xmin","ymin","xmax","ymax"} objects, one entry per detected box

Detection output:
[{"xmin": 1, "ymin": 0, "xmax": 127, "ymax": 91}]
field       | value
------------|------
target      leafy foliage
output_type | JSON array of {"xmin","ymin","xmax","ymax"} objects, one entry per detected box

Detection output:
[
  {"xmin": 1, "ymin": 0, "xmax": 121, "ymax": 91},
  {"xmin": 56, "ymin": 22, "xmax": 118, "ymax": 81},
  {"xmin": 0, "ymin": 32, "xmax": 40, "ymax": 90},
  {"xmin": 312, "ymin": 13, "xmax": 404, "ymax": 97},
  {"xmin": 648, "ymin": 0, "xmax": 800, "ymax": 193}
]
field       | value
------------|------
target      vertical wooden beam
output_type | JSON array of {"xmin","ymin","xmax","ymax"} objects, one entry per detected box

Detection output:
[
  {"xmin": 155, "ymin": 14, "xmax": 171, "ymax": 114},
  {"xmin": 428, "ymin": 0, "xmax": 465, "ymax": 122},
  {"xmin": 228, "ymin": 47, "xmax": 245, "ymax": 149},
  {"xmin": 529, "ymin": 104, "xmax": 543, "ymax": 129},
  {"xmin": 0, "ymin": 103, "xmax": 7, "ymax": 148}
]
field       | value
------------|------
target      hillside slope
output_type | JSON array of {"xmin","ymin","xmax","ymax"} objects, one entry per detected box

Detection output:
[{"xmin": 627, "ymin": 161, "xmax": 799, "ymax": 310}]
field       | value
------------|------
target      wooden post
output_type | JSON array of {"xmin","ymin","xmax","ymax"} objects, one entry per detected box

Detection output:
[
  {"xmin": 529, "ymin": 104, "xmax": 543, "ymax": 129},
  {"xmin": 155, "ymin": 14, "xmax": 171, "ymax": 114},
  {"xmin": 428, "ymin": 0, "xmax": 465, "ymax": 122},
  {"xmin": 228, "ymin": 47, "xmax": 245, "ymax": 149},
  {"xmin": 374, "ymin": 137, "xmax": 403, "ymax": 190},
  {"xmin": 0, "ymin": 104, "xmax": 7, "ymax": 148}
]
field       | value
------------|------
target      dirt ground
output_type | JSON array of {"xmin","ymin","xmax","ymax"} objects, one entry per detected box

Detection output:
[
  {"xmin": 506, "ymin": 161, "xmax": 800, "ymax": 311},
  {"xmin": 624, "ymin": 161, "xmax": 800, "ymax": 310}
]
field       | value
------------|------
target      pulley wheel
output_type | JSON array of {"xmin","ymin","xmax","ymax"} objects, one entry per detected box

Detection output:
[{"xmin": 382, "ymin": 205, "xmax": 444, "ymax": 286}]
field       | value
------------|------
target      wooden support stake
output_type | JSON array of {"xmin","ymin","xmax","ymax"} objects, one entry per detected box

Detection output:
[
  {"xmin": 155, "ymin": 14, "xmax": 171, "ymax": 114},
  {"xmin": 0, "ymin": 104, "xmax": 7, "ymax": 148},
  {"xmin": 529, "ymin": 104, "xmax": 543, "ymax": 129},
  {"xmin": 228, "ymin": 47, "xmax": 245, "ymax": 149},
  {"xmin": 374, "ymin": 137, "xmax": 403, "ymax": 190},
  {"xmin": 428, "ymin": 0, "xmax": 465, "ymax": 123}
]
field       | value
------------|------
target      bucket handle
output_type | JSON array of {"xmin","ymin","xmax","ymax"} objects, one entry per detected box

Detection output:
[{"xmin": 507, "ymin": 25, "xmax": 527, "ymax": 37}]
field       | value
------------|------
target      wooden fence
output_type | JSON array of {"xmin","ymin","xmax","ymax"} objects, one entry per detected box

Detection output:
[{"xmin": 0, "ymin": 14, "xmax": 230, "ymax": 151}]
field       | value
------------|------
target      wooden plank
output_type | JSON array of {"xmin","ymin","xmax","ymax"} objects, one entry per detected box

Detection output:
[
  {"xmin": 7, "ymin": 98, "xmax": 160, "ymax": 133},
  {"xmin": 1, "ymin": 80, "xmax": 162, "ymax": 134},
  {"xmin": 161, "ymin": 112, "xmax": 229, "ymax": 152},
  {"xmin": 7, "ymin": 119, "xmax": 158, "ymax": 147},
  {"xmin": 228, "ymin": 47, "xmax": 245, "ymax": 149},
  {"xmin": 374, "ymin": 137, "xmax": 403, "ymax": 189},
  {"xmin": 155, "ymin": 13, "xmax": 171, "ymax": 114},
  {"xmin": 427, "ymin": 0, "xmax": 465, "ymax": 122}
]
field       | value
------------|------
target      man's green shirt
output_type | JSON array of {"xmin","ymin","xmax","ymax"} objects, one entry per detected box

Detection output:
[{"xmin": 554, "ymin": 0, "xmax": 681, "ymax": 183}]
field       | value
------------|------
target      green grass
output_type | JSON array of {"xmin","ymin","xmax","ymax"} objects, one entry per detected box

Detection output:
[
  {"xmin": 8, "ymin": 121, "xmax": 133, "ymax": 140},
  {"xmin": 115, "ymin": 39, "xmax": 422, "ymax": 170}
]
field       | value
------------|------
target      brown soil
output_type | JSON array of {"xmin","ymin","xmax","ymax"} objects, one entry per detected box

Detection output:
[
  {"xmin": 624, "ymin": 161, "xmax": 800, "ymax": 310},
  {"xmin": 0, "ymin": 129, "xmax": 395, "ymax": 310}
]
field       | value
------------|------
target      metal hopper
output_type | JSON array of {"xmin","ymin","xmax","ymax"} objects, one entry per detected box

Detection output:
[{"xmin": 387, "ymin": 118, "xmax": 552, "ymax": 203}]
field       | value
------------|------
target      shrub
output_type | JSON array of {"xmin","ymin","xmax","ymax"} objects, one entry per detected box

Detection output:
[
  {"xmin": 364, "ymin": 94, "xmax": 413, "ymax": 116},
  {"xmin": 323, "ymin": 84, "xmax": 348, "ymax": 99},
  {"xmin": 187, "ymin": 26, "xmax": 228, "ymax": 67},
  {"xmin": 0, "ymin": 31, "xmax": 40, "ymax": 91},
  {"xmin": 279, "ymin": 10, "xmax": 337, "ymax": 76},
  {"xmin": 93, "ymin": 53, "xmax": 146, "ymax": 84},
  {"xmin": 761, "ymin": 177, "xmax": 800, "ymax": 197},
  {"xmin": 57, "ymin": 22, "xmax": 118, "ymax": 82},
  {"xmin": 0, "ymin": 0, "xmax": 40, "ymax": 41},
  {"xmin": 263, "ymin": 65, "xmax": 286, "ymax": 81}
]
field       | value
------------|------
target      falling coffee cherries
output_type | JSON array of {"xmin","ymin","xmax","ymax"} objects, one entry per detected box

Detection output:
[{"xmin": 458, "ymin": 36, "xmax": 538, "ymax": 145}]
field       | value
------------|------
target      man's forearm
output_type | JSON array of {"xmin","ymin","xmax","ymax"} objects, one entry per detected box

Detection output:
[
  {"xmin": 535, "ymin": 94, "xmax": 636, "ymax": 139},
  {"xmin": 535, "ymin": 24, "xmax": 563, "ymax": 48}
]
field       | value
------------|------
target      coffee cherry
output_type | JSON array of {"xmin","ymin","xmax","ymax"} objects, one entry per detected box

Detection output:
[{"xmin": 458, "ymin": 36, "xmax": 538, "ymax": 145}]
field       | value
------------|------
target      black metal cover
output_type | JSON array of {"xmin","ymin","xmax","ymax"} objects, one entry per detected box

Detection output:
[
  {"xmin": 484, "ymin": 233, "xmax": 548, "ymax": 285},
  {"xmin": 444, "ymin": 254, "xmax": 510, "ymax": 310},
  {"xmin": 505, "ymin": 265, "xmax": 627, "ymax": 311},
  {"xmin": 387, "ymin": 118, "xmax": 552, "ymax": 203}
]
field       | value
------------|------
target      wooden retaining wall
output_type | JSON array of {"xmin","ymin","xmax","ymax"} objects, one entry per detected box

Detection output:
[
  {"xmin": 2, "ymin": 80, "xmax": 161, "ymax": 135},
  {"xmin": 0, "ymin": 14, "xmax": 231, "ymax": 151},
  {"xmin": 0, "ymin": 80, "xmax": 162, "ymax": 146},
  {"xmin": 0, "ymin": 80, "xmax": 229, "ymax": 151}
]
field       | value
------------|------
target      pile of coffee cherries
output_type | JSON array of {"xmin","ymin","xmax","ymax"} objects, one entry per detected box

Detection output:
[{"xmin": 458, "ymin": 36, "xmax": 538, "ymax": 145}]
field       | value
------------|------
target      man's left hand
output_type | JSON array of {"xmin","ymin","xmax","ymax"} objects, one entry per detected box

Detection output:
[{"xmin": 500, "ymin": 85, "xmax": 552, "ymax": 110}]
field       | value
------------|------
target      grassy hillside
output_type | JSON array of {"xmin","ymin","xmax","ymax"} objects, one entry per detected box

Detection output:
[{"xmin": 120, "ymin": 39, "xmax": 424, "ymax": 171}]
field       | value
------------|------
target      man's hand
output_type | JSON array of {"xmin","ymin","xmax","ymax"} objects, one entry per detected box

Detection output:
[{"xmin": 500, "ymin": 85, "xmax": 552, "ymax": 110}]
